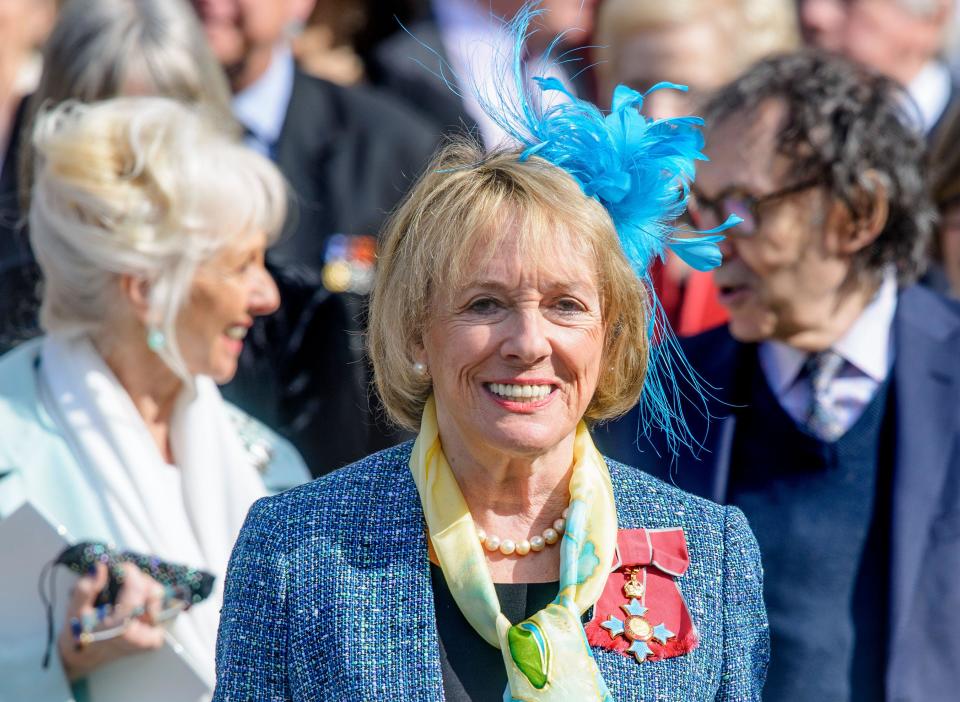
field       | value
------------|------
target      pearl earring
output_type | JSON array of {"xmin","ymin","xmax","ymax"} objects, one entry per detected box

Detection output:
[{"xmin": 413, "ymin": 361, "xmax": 429, "ymax": 376}]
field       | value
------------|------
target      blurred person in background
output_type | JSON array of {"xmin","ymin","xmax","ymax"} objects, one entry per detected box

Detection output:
[
  {"xmin": 292, "ymin": 0, "xmax": 366, "ymax": 85},
  {"xmin": 190, "ymin": 0, "xmax": 440, "ymax": 475},
  {"xmin": 798, "ymin": 0, "xmax": 960, "ymax": 294},
  {"xmin": 0, "ymin": 0, "xmax": 56, "ymax": 221},
  {"xmin": 368, "ymin": 0, "xmax": 597, "ymax": 144},
  {"xmin": 0, "ymin": 96, "xmax": 307, "ymax": 702},
  {"xmin": 0, "ymin": 0, "xmax": 237, "ymax": 353},
  {"xmin": 598, "ymin": 51, "xmax": 960, "ymax": 700},
  {"xmin": 593, "ymin": 0, "xmax": 799, "ymax": 337},
  {"xmin": 0, "ymin": 0, "xmax": 57, "ymax": 351}
]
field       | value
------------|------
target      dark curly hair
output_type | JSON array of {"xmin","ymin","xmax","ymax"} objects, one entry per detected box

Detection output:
[{"xmin": 703, "ymin": 50, "xmax": 935, "ymax": 283}]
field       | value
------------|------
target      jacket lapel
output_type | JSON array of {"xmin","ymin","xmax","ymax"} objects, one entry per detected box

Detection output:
[{"xmin": 887, "ymin": 287, "xmax": 960, "ymax": 664}]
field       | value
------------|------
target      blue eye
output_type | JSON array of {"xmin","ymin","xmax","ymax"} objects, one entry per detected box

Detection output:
[
  {"xmin": 555, "ymin": 298, "xmax": 586, "ymax": 313},
  {"xmin": 467, "ymin": 297, "xmax": 501, "ymax": 314}
]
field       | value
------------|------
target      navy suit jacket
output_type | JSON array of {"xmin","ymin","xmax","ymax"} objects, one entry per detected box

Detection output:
[{"xmin": 597, "ymin": 284, "xmax": 960, "ymax": 700}]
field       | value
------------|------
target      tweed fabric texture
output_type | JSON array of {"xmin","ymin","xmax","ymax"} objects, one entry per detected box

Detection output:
[{"xmin": 213, "ymin": 442, "xmax": 769, "ymax": 701}]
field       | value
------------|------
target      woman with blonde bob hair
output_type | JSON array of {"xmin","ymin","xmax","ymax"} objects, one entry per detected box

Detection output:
[
  {"xmin": 214, "ymin": 11, "xmax": 767, "ymax": 698},
  {"xmin": 0, "ymin": 96, "xmax": 307, "ymax": 702}
]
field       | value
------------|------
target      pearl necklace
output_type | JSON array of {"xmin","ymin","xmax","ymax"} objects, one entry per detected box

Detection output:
[{"xmin": 476, "ymin": 508, "xmax": 569, "ymax": 557}]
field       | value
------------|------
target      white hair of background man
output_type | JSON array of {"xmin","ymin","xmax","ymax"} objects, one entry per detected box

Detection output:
[{"xmin": 28, "ymin": 97, "xmax": 288, "ymax": 383}]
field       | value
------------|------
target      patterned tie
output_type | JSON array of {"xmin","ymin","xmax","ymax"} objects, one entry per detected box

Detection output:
[{"xmin": 803, "ymin": 350, "xmax": 846, "ymax": 441}]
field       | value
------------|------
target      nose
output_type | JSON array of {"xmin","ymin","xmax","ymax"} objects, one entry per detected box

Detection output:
[
  {"xmin": 501, "ymin": 309, "xmax": 552, "ymax": 366},
  {"xmin": 248, "ymin": 264, "xmax": 280, "ymax": 317},
  {"xmin": 717, "ymin": 234, "xmax": 738, "ymax": 263}
]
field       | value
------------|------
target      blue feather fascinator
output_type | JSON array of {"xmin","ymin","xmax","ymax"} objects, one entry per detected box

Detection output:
[{"xmin": 461, "ymin": 3, "xmax": 738, "ymax": 450}]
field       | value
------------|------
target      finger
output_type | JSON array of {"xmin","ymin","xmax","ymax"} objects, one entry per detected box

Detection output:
[
  {"xmin": 113, "ymin": 563, "xmax": 149, "ymax": 613},
  {"xmin": 67, "ymin": 562, "xmax": 108, "ymax": 615},
  {"xmin": 142, "ymin": 580, "xmax": 166, "ymax": 625},
  {"xmin": 122, "ymin": 619, "xmax": 166, "ymax": 652}
]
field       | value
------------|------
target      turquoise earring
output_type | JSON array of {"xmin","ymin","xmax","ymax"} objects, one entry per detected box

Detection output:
[{"xmin": 147, "ymin": 328, "xmax": 166, "ymax": 352}]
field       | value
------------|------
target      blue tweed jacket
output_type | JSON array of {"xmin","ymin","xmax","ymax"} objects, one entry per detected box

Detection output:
[{"xmin": 213, "ymin": 442, "xmax": 768, "ymax": 701}]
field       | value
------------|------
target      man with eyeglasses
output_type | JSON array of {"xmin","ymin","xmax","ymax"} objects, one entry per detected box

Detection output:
[{"xmin": 597, "ymin": 51, "xmax": 960, "ymax": 700}]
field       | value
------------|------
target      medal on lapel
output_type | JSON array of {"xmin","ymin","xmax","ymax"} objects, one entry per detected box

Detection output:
[
  {"xmin": 585, "ymin": 529, "xmax": 698, "ymax": 664},
  {"xmin": 598, "ymin": 567, "xmax": 676, "ymax": 662}
]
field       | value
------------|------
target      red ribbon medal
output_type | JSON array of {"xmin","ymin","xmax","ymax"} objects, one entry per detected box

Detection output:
[{"xmin": 585, "ymin": 528, "xmax": 699, "ymax": 663}]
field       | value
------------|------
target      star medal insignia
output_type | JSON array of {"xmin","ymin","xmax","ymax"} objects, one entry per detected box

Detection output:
[{"xmin": 600, "ymin": 598, "xmax": 676, "ymax": 663}]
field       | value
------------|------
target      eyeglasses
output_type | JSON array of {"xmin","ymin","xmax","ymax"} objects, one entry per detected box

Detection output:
[{"xmin": 688, "ymin": 178, "xmax": 822, "ymax": 235}]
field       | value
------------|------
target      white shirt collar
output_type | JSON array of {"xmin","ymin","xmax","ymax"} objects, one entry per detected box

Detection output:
[
  {"xmin": 905, "ymin": 59, "xmax": 952, "ymax": 135},
  {"xmin": 759, "ymin": 270, "xmax": 898, "ymax": 394},
  {"xmin": 232, "ymin": 44, "xmax": 295, "ymax": 149}
]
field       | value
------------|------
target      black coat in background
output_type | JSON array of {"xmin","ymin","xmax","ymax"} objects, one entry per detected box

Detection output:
[
  {"xmin": 223, "ymin": 70, "xmax": 439, "ymax": 477},
  {"xmin": 0, "ymin": 98, "xmax": 40, "ymax": 355},
  {"xmin": 367, "ymin": 20, "xmax": 479, "ymax": 140}
]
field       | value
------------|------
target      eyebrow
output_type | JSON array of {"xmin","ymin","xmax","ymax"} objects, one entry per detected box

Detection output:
[{"xmin": 459, "ymin": 279, "xmax": 597, "ymax": 296}]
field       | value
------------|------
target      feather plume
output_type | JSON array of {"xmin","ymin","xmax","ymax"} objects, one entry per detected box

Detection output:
[{"xmin": 463, "ymin": 2, "xmax": 739, "ymax": 452}]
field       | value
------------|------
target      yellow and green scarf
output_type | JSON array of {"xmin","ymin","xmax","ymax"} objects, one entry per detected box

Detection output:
[{"xmin": 410, "ymin": 396, "xmax": 618, "ymax": 701}]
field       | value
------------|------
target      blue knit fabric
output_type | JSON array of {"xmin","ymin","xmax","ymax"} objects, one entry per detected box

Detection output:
[{"xmin": 212, "ymin": 442, "xmax": 769, "ymax": 701}]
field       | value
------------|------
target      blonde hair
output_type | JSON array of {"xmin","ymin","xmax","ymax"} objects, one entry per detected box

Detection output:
[
  {"xmin": 594, "ymin": 0, "xmax": 800, "ymax": 99},
  {"xmin": 368, "ymin": 140, "xmax": 650, "ymax": 430},
  {"xmin": 29, "ymin": 97, "xmax": 287, "ymax": 381}
]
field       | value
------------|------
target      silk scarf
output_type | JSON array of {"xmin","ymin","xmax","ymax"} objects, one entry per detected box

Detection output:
[{"xmin": 410, "ymin": 396, "xmax": 619, "ymax": 701}]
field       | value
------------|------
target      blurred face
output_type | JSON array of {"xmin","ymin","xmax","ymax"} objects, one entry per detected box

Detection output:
[
  {"xmin": 497, "ymin": 0, "xmax": 597, "ymax": 48},
  {"xmin": 611, "ymin": 18, "xmax": 733, "ymax": 118},
  {"xmin": 419, "ymin": 229, "xmax": 605, "ymax": 460},
  {"xmin": 190, "ymin": 0, "xmax": 313, "ymax": 72},
  {"xmin": 176, "ymin": 231, "xmax": 279, "ymax": 383},
  {"xmin": 694, "ymin": 101, "xmax": 854, "ymax": 344},
  {"xmin": 0, "ymin": 0, "xmax": 55, "ymax": 53},
  {"xmin": 799, "ymin": 0, "xmax": 947, "ymax": 83},
  {"xmin": 538, "ymin": 0, "xmax": 596, "ymax": 42},
  {"xmin": 798, "ymin": 0, "xmax": 849, "ymax": 51}
]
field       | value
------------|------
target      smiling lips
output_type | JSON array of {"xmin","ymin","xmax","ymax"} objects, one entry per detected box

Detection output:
[{"xmin": 485, "ymin": 382, "xmax": 555, "ymax": 403}]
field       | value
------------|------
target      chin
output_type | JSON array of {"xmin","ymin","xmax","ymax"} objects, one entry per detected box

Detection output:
[
  {"xmin": 484, "ymin": 416, "xmax": 572, "ymax": 457},
  {"xmin": 209, "ymin": 361, "xmax": 238, "ymax": 385},
  {"xmin": 203, "ymin": 28, "xmax": 243, "ymax": 67},
  {"xmin": 727, "ymin": 314, "xmax": 774, "ymax": 344}
]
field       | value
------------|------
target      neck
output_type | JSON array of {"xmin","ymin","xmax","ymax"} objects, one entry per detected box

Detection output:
[
  {"xmin": 781, "ymin": 273, "xmax": 882, "ymax": 352},
  {"xmin": 437, "ymin": 421, "xmax": 576, "ymax": 582},
  {"xmin": 95, "ymin": 333, "xmax": 183, "ymax": 464}
]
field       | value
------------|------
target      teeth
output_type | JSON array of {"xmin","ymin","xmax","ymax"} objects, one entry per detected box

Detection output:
[
  {"xmin": 225, "ymin": 325, "xmax": 248, "ymax": 340},
  {"xmin": 486, "ymin": 383, "xmax": 553, "ymax": 401}
]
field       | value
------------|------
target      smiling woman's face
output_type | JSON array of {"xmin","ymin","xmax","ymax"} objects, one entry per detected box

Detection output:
[
  {"xmin": 176, "ymin": 230, "xmax": 279, "ymax": 383},
  {"xmin": 418, "ymin": 227, "xmax": 605, "ymax": 461}
]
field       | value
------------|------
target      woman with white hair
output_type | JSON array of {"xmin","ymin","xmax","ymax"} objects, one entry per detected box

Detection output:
[
  {"xmin": 0, "ymin": 96, "xmax": 307, "ymax": 701},
  {"xmin": 1, "ymin": 0, "xmax": 237, "ymax": 352}
]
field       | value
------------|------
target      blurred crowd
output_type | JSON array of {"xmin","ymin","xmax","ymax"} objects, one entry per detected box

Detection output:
[{"xmin": 0, "ymin": 1, "xmax": 959, "ymax": 701}]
